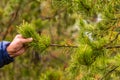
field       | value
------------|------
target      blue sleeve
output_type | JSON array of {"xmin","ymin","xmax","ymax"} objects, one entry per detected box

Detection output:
[{"xmin": 0, "ymin": 41, "xmax": 14, "ymax": 68}]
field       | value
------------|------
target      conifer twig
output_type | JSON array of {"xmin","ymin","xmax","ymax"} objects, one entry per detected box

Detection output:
[
  {"xmin": 50, "ymin": 44, "xmax": 78, "ymax": 48},
  {"xmin": 106, "ymin": 45, "xmax": 120, "ymax": 49},
  {"xmin": 101, "ymin": 32, "xmax": 120, "ymax": 49},
  {"xmin": 50, "ymin": 44, "xmax": 120, "ymax": 49},
  {"xmin": 100, "ymin": 66, "xmax": 119, "ymax": 80},
  {"xmin": 108, "ymin": 32, "xmax": 120, "ymax": 44}
]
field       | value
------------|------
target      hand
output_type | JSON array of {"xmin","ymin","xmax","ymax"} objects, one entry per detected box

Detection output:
[{"xmin": 7, "ymin": 34, "xmax": 33, "ymax": 58}]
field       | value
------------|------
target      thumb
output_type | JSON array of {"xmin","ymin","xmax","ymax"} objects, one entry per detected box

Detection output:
[{"xmin": 21, "ymin": 38, "xmax": 33, "ymax": 43}]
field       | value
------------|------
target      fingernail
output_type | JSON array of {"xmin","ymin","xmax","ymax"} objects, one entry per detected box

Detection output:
[{"xmin": 29, "ymin": 38, "xmax": 33, "ymax": 41}]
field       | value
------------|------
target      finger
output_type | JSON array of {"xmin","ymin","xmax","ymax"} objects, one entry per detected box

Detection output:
[
  {"xmin": 15, "ymin": 34, "xmax": 23, "ymax": 38},
  {"xmin": 21, "ymin": 38, "xmax": 33, "ymax": 43},
  {"xmin": 8, "ymin": 41, "xmax": 23, "ymax": 51},
  {"xmin": 13, "ymin": 48, "xmax": 25, "ymax": 57}
]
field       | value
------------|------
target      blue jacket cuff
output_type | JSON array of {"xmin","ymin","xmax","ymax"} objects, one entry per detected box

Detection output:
[{"xmin": 0, "ymin": 41, "xmax": 14, "ymax": 67}]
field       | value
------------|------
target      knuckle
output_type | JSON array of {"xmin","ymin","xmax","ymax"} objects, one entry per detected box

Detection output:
[
  {"xmin": 16, "ymin": 34, "xmax": 22, "ymax": 38},
  {"xmin": 16, "ymin": 39, "xmax": 22, "ymax": 43},
  {"xmin": 16, "ymin": 34, "xmax": 20, "ymax": 37}
]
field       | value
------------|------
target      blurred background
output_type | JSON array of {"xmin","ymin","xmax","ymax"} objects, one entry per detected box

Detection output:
[{"xmin": 0, "ymin": 0, "xmax": 120, "ymax": 80}]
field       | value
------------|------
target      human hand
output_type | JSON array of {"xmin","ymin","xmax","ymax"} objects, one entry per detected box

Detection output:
[{"xmin": 7, "ymin": 34, "xmax": 33, "ymax": 58}]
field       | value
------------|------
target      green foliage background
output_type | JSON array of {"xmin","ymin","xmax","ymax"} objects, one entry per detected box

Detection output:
[{"xmin": 0, "ymin": 0, "xmax": 120, "ymax": 80}]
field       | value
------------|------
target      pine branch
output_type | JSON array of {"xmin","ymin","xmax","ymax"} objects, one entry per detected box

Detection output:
[
  {"xmin": 106, "ymin": 45, "xmax": 120, "ymax": 49},
  {"xmin": 100, "ymin": 66, "xmax": 119, "ymax": 80},
  {"xmin": 50, "ymin": 44, "xmax": 78, "ymax": 48},
  {"xmin": 108, "ymin": 32, "xmax": 120, "ymax": 44},
  {"xmin": 17, "ymin": 22, "xmax": 51, "ymax": 53},
  {"xmin": 101, "ymin": 32, "xmax": 120, "ymax": 49},
  {"xmin": 50, "ymin": 44, "xmax": 120, "ymax": 49},
  {"xmin": 80, "ymin": 1, "xmax": 90, "ymax": 12}
]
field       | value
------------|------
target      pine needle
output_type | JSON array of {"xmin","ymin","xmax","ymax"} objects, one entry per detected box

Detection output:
[{"xmin": 17, "ymin": 22, "xmax": 51, "ymax": 53}]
